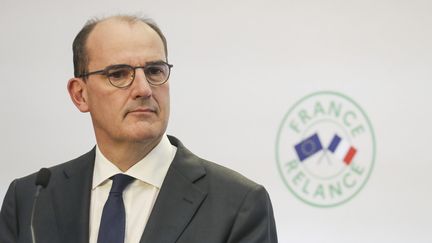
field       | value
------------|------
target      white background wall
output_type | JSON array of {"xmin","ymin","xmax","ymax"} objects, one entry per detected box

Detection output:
[{"xmin": 1, "ymin": 0, "xmax": 431, "ymax": 242}]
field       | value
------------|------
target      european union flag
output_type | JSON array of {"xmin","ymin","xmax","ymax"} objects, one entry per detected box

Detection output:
[{"xmin": 294, "ymin": 133, "xmax": 323, "ymax": 162}]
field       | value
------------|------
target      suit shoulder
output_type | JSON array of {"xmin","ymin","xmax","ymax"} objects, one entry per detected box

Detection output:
[
  {"xmin": 168, "ymin": 136, "xmax": 263, "ymax": 193},
  {"xmin": 194, "ymin": 158, "xmax": 273, "ymax": 221},
  {"xmin": 200, "ymin": 159, "xmax": 261, "ymax": 191},
  {"xmin": 13, "ymin": 148, "xmax": 95, "ymax": 189},
  {"xmin": 168, "ymin": 136, "xmax": 259, "ymax": 188}
]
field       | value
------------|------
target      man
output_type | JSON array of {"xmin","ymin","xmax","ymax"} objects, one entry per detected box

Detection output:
[{"xmin": 0, "ymin": 15, "xmax": 277, "ymax": 243}]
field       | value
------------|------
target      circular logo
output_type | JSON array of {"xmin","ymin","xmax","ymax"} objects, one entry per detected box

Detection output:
[{"xmin": 275, "ymin": 91, "xmax": 376, "ymax": 207}]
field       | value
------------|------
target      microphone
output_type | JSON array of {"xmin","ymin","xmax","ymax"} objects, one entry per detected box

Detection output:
[{"xmin": 31, "ymin": 168, "xmax": 51, "ymax": 243}]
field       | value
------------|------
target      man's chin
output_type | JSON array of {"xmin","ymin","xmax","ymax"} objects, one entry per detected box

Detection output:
[{"xmin": 126, "ymin": 126, "xmax": 166, "ymax": 143}]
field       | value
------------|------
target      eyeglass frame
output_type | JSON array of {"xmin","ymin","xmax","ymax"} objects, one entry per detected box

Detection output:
[{"xmin": 76, "ymin": 61, "xmax": 173, "ymax": 88}]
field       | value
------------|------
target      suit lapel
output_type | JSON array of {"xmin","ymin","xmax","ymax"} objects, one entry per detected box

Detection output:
[
  {"xmin": 42, "ymin": 137, "xmax": 206, "ymax": 243},
  {"xmin": 140, "ymin": 137, "xmax": 207, "ymax": 243},
  {"xmin": 51, "ymin": 149, "xmax": 95, "ymax": 243}
]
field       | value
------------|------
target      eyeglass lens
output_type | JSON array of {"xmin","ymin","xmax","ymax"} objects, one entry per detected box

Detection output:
[{"xmin": 106, "ymin": 63, "xmax": 170, "ymax": 87}]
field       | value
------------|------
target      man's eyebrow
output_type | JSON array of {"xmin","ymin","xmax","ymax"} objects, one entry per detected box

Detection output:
[
  {"xmin": 106, "ymin": 60, "xmax": 167, "ymax": 68},
  {"xmin": 145, "ymin": 60, "xmax": 167, "ymax": 65},
  {"xmin": 105, "ymin": 63, "xmax": 130, "ymax": 69}
]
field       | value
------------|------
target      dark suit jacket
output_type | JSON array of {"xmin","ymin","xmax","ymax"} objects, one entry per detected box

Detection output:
[{"xmin": 0, "ymin": 136, "xmax": 277, "ymax": 243}]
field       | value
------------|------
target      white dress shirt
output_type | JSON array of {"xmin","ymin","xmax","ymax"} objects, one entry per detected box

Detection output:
[{"xmin": 89, "ymin": 135, "xmax": 177, "ymax": 243}]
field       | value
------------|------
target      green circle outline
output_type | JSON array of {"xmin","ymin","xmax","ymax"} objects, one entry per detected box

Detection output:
[{"xmin": 275, "ymin": 91, "xmax": 376, "ymax": 208}]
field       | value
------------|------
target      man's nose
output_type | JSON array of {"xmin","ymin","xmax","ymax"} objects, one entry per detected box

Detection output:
[{"xmin": 131, "ymin": 68, "xmax": 152, "ymax": 99}]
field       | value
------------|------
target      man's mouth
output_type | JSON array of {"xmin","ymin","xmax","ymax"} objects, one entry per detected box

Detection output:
[{"xmin": 126, "ymin": 107, "xmax": 157, "ymax": 117}]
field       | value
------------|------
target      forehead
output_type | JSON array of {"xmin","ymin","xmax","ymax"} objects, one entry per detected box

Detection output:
[{"xmin": 86, "ymin": 19, "xmax": 165, "ymax": 66}]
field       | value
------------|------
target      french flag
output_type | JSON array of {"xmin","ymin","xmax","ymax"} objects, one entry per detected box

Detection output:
[{"xmin": 327, "ymin": 134, "xmax": 357, "ymax": 165}]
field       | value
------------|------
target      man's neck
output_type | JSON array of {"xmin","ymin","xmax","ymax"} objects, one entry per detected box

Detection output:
[{"xmin": 96, "ymin": 136, "xmax": 163, "ymax": 172}]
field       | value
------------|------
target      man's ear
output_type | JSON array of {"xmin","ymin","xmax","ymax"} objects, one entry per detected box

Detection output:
[{"xmin": 67, "ymin": 78, "xmax": 89, "ymax": 112}]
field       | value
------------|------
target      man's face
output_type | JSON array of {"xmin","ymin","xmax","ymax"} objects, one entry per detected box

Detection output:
[{"xmin": 80, "ymin": 19, "xmax": 170, "ymax": 146}]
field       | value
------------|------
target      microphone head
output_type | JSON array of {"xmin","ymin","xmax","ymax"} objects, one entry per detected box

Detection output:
[{"xmin": 35, "ymin": 168, "xmax": 51, "ymax": 188}]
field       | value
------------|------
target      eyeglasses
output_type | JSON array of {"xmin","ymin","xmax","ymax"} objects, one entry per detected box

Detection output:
[{"xmin": 78, "ymin": 61, "xmax": 173, "ymax": 88}]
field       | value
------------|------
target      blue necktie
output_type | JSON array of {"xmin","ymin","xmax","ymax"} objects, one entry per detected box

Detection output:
[{"xmin": 97, "ymin": 174, "xmax": 135, "ymax": 243}]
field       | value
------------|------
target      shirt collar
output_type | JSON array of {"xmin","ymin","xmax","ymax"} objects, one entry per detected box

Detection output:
[{"xmin": 92, "ymin": 135, "xmax": 177, "ymax": 190}]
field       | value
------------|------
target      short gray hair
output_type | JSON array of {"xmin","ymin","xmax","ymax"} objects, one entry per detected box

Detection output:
[{"xmin": 72, "ymin": 14, "xmax": 168, "ymax": 78}]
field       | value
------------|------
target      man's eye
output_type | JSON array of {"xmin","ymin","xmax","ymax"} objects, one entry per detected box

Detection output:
[
  {"xmin": 108, "ymin": 68, "xmax": 130, "ymax": 79},
  {"xmin": 147, "ymin": 66, "xmax": 166, "ymax": 76}
]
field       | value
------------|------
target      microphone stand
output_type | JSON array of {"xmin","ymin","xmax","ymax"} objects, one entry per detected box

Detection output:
[
  {"xmin": 31, "ymin": 168, "xmax": 51, "ymax": 243},
  {"xmin": 30, "ymin": 185, "xmax": 43, "ymax": 243}
]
